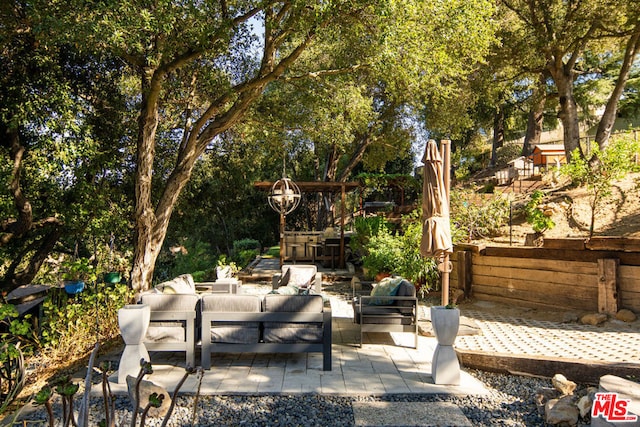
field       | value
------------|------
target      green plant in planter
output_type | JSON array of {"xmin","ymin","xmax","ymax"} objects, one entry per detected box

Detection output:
[
  {"xmin": 62, "ymin": 257, "xmax": 97, "ymax": 283},
  {"xmin": 361, "ymin": 231, "xmax": 402, "ymax": 279}
]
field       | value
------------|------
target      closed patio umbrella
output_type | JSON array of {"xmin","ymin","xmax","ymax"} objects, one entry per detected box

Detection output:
[{"xmin": 420, "ymin": 139, "xmax": 453, "ymax": 305}]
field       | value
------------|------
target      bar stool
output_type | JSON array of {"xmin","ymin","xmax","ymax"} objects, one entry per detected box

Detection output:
[
  {"xmin": 289, "ymin": 244, "xmax": 301, "ymax": 264},
  {"xmin": 325, "ymin": 243, "xmax": 339, "ymax": 270}
]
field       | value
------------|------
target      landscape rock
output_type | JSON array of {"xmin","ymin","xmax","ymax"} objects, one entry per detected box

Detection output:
[
  {"xmin": 545, "ymin": 395, "xmax": 579, "ymax": 426},
  {"xmin": 535, "ymin": 387, "xmax": 559, "ymax": 415},
  {"xmin": 576, "ymin": 394, "xmax": 592, "ymax": 418},
  {"xmin": 580, "ymin": 313, "xmax": 607, "ymax": 326},
  {"xmin": 126, "ymin": 375, "xmax": 171, "ymax": 418},
  {"xmin": 616, "ymin": 309, "xmax": 637, "ymax": 322},
  {"xmin": 562, "ymin": 312, "xmax": 579, "ymax": 323},
  {"xmin": 552, "ymin": 374, "xmax": 577, "ymax": 395}
]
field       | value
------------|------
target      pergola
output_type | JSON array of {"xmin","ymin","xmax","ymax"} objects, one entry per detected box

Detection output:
[{"xmin": 254, "ymin": 181, "xmax": 360, "ymax": 268}]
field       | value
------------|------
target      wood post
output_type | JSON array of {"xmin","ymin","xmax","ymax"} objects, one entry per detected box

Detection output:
[
  {"xmin": 597, "ymin": 258, "xmax": 619, "ymax": 314},
  {"xmin": 457, "ymin": 250, "xmax": 473, "ymax": 299}
]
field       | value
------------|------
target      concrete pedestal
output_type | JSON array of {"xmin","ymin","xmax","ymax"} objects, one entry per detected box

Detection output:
[
  {"xmin": 117, "ymin": 304, "xmax": 150, "ymax": 384},
  {"xmin": 431, "ymin": 306, "xmax": 461, "ymax": 385}
]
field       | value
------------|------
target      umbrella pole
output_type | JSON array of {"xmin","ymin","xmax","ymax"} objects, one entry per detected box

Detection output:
[{"xmin": 441, "ymin": 140, "xmax": 451, "ymax": 306}]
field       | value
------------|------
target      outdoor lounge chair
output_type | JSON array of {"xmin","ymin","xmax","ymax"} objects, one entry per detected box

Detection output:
[
  {"xmin": 271, "ymin": 264, "xmax": 322, "ymax": 293},
  {"xmin": 352, "ymin": 277, "xmax": 418, "ymax": 348}
]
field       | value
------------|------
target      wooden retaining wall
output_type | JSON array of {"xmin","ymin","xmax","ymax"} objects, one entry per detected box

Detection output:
[{"xmin": 451, "ymin": 238, "xmax": 640, "ymax": 313}]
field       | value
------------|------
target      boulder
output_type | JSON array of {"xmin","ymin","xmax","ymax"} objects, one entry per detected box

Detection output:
[
  {"xmin": 615, "ymin": 309, "xmax": 637, "ymax": 323},
  {"xmin": 552, "ymin": 373, "xmax": 577, "ymax": 396},
  {"xmin": 580, "ymin": 313, "xmax": 607, "ymax": 326},
  {"xmin": 536, "ymin": 387, "xmax": 559, "ymax": 415},
  {"xmin": 545, "ymin": 396, "xmax": 578, "ymax": 426},
  {"xmin": 576, "ymin": 394, "xmax": 591, "ymax": 418},
  {"xmin": 126, "ymin": 375, "xmax": 171, "ymax": 418}
]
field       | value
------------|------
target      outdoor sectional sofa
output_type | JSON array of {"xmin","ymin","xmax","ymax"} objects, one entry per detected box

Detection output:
[
  {"xmin": 200, "ymin": 293, "xmax": 332, "ymax": 371},
  {"xmin": 135, "ymin": 272, "xmax": 332, "ymax": 371}
]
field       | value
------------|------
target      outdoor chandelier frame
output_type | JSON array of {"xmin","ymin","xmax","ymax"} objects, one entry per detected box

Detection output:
[{"xmin": 268, "ymin": 177, "xmax": 301, "ymax": 215}]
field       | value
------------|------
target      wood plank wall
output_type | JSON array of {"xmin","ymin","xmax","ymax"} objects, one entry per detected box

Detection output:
[{"xmin": 451, "ymin": 240, "xmax": 640, "ymax": 313}]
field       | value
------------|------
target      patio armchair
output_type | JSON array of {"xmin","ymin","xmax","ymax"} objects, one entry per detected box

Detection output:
[
  {"xmin": 352, "ymin": 277, "xmax": 418, "ymax": 349},
  {"xmin": 272, "ymin": 264, "xmax": 322, "ymax": 294}
]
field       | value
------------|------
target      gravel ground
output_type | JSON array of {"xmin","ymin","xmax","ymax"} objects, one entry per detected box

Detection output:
[{"xmin": 9, "ymin": 369, "xmax": 591, "ymax": 426}]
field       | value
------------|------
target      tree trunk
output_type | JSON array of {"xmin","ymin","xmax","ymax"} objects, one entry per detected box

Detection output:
[
  {"xmin": 490, "ymin": 105, "xmax": 505, "ymax": 167},
  {"xmin": 130, "ymin": 70, "xmax": 162, "ymax": 292},
  {"xmin": 522, "ymin": 74, "xmax": 546, "ymax": 157},
  {"xmin": 549, "ymin": 64, "xmax": 583, "ymax": 161},
  {"xmin": 595, "ymin": 27, "xmax": 640, "ymax": 152}
]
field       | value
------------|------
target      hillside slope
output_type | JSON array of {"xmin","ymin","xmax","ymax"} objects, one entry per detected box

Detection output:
[{"xmin": 487, "ymin": 172, "xmax": 640, "ymax": 246}]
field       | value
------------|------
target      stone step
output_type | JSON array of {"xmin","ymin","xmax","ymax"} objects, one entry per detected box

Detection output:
[{"xmin": 352, "ymin": 402, "xmax": 472, "ymax": 427}]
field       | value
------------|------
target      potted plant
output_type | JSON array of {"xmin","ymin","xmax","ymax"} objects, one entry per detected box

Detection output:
[
  {"xmin": 62, "ymin": 258, "xmax": 97, "ymax": 295},
  {"xmin": 104, "ymin": 253, "xmax": 128, "ymax": 284},
  {"xmin": 361, "ymin": 231, "xmax": 401, "ymax": 280}
]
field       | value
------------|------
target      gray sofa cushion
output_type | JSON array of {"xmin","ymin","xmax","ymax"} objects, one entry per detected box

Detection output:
[
  {"xmin": 263, "ymin": 295, "xmax": 324, "ymax": 343},
  {"xmin": 353, "ymin": 305, "xmax": 414, "ymax": 325},
  {"xmin": 141, "ymin": 293, "xmax": 200, "ymax": 311},
  {"xmin": 201, "ymin": 295, "xmax": 261, "ymax": 344},
  {"xmin": 140, "ymin": 294, "xmax": 199, "ymax": 343},
  {"xmin": 146, "ymin": 323, "xmax": 186, "ymax": 342}
]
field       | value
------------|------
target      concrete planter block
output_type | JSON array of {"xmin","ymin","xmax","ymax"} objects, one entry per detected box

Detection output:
[
  {"xmin": 117, "ymin": 304, "xmax": 150, "ymax": 384},
  {"xmin": 431, "ymin": 306, "xmax": 461, "ymax": 385}
]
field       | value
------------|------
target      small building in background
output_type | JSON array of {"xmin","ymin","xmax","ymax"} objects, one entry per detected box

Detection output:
[{"xmin": 529, "ymin": 144, "xmax": 566, "ymax": 169}]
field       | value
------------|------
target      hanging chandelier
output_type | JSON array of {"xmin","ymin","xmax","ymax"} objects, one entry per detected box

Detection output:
[{"xmin": 268, "ymin": 177, "xmax": 301, "ymax": 215}]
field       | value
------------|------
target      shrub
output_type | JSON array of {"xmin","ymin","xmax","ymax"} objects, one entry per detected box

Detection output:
[
  {"xmin": 361, "ymin": 230, "xmax": 401, "ymax": 279},
  {"xmin": 562, "ymin": 136, "xmax": 640, "ymax": 237},
  {"xmin": 232, "ymin": 239, "xmax": 261, "ymax": 253},
  {"xmin": 350, "ymin": 215, "xmax": 390, "ymax": 262},
  {"xmin": 450, "ymin": 189, "xmax": 510, "ymax": 241},
  {"xmin": 39, "ymin": 283, "xmax": 132, "ymax": 363},
  {"xmin": 360, "ymin": 210, "xmax": 439, "ymax": 295},
  {"xmin": 524, "ymin": 190, "xmax": 555, "ymax": 234}
]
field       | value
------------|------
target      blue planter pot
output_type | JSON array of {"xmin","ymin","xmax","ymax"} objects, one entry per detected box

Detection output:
[{"xmin": 64, "ymin": 280, "xmax": 85, "ymax": 295}]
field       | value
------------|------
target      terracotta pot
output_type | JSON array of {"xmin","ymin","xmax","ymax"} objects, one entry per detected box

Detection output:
[{"xmin": 375, "ymin": 272, "xmax": 391, "ymax": 282}]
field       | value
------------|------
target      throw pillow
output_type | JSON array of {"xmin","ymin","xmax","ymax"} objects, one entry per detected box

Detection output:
[
  {"xmin": 369, "ymin": 276, "xmax": 403, "ymax": 305},
  {"xmin": 278, "ymin": 268, "xmax": 291, "ymax": 287},
  {"xmin": 288, "ymin": 267, "xmax": 315, "ymax": 289},
  {"xmin": 268, "ymin": 284, "xmax": 299, "ymax": 295}
]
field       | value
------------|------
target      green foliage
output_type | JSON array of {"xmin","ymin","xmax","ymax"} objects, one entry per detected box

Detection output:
[
  {"xmin": 562, "ymin": 136, "xmax": 640, "ymax": 236},
  {"xmin": 361, "ymin": 231, "xmax": 402, "ymax": 279},
  {"xmin": 494, "ymin": 143, "xmax": 525, "ymax": 169},
  {"xmin": 360, "ymin": 210, "xmax": 439, "ymax": 295},
  {"xmin": 0, "ymin": 302, "xmax": 32, "ymax": 412},
  {"xmin": 350, "ymin": 215, "xmax": 390, "ymax": 258},
  {"xmin": 61, "ymin": 257, "xmax": 97, "ymax": 283},
  {"xmin": 39, "ymin": 283, "xmax": 132, "ymax": 361},
  {"xmin": 158, "ymin": 240, "xmax": 218, "ymax": 282},
  {"xmin": 232, "ymin": 239, "xmax": 261, "ymax": 253},
  {"xmin": 232, "ymin": 239, "xmax": 260, "ymax": 268},
  {"xmin": 393, "ymin": 212, "xmax": 440, "ymax": 296},
  {"xmin": 450, "ymin": 190, "xmax": 510, "ymax": 242},
  {"xmin": 0, "ymin": 303, "xmax": 36, "ymax": 354},
  {"xmin": 524, "ymin": 190, "xmax": 555, "ymax": 234}
]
